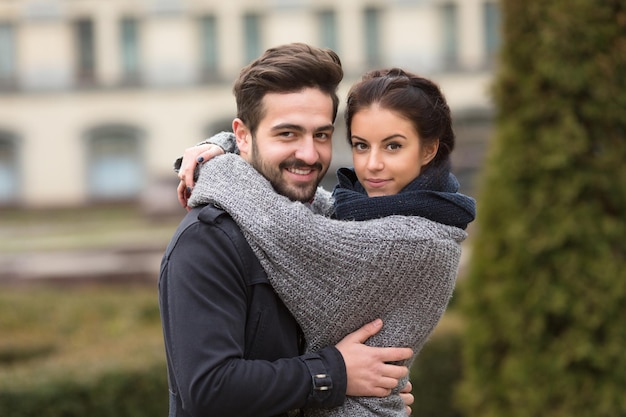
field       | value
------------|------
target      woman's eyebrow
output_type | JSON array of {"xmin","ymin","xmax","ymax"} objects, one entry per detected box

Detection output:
[{"xmin": 351, "ymin": 133, "xmax": 406, "ymax": 142}]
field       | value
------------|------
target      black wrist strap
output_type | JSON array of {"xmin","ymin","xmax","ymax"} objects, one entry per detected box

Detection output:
[{"xmin": 302, "ymin": 354, "xmax": 333, "ymax": 396}]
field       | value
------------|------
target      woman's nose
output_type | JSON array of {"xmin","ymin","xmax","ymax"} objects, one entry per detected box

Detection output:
[{"xmin": 367, "ymin": 151, "xmax": 384, "ymax": 171}]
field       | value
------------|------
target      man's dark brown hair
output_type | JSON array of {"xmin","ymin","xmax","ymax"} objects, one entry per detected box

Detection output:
[{"xmin": 233, "ymin": 43, "xmax": 344, "ymax": 135}]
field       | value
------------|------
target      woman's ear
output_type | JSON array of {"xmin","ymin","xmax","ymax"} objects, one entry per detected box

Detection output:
[
  {"xmin": 233, "ymin": 118, "xmax": 251, "ymax": 156},
  {"xmin": 421, "ymin": 139, "xmax": 440, "ymax": 167}
]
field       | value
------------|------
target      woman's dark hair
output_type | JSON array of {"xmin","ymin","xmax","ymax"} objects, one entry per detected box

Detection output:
[
  {"xmin": 345, "ymin": 68, "xmax": 454, "ymax": 168},
  {"xmin": 233, "ymin": 43, "xmax": 344, "ymax": 135}
]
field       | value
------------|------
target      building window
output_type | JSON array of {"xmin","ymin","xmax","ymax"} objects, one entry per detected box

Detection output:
[
  {"xmin": 364, "ymin": 8, "xmax": 381, "ymax": 68},
  {"xmin": 244, "ymin": 13, "xmax": 261, "ymax": 63},
  {"xmin": 483, "ymin": 1, "xmax": 500, "ymax": 66},
  {"xmin": 0, "ymin": 133, "xmax": 18, "ymax": 203},
  {"xmin": 86, "ymin": 126, "xmax": 143, "ymax": 200},
  {"xmin": 74, "ymin": 19, "xmax": 96, "ymax": 87},
  {"xmin": 200, "ymin": 15, "xmax": 219, "ymax": 80},
  {"xmin": 441, "ymin": 3, "xmax": 459, "ymax": 71},
  {"xmin": 318, "ymin": 10, "xmax": 338, "ymax": 52},
  {"xmin": 0, "ymin": 22, "xmax": 16, "ymax": 90},
  {"xmin": 120, "ymin": 17, "xmax": 140, "ymax": 84}
]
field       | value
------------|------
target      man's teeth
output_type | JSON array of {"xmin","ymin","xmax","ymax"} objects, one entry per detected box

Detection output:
[{"xmin": 289, "ymin": 168, "xmax": 311, "ymax": 175}]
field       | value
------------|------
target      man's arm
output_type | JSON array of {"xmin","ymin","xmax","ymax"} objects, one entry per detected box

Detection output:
[
  {"xmin": 159, "ymin": 208, "xmax": 412, "ymax": 416},
  {"xmin": 336, "ymin": 319, "xmax": 411, "ymax": 397},
  {"xmin": 160, "ymin": 210, "xmax": 340, "ymax": 416}
]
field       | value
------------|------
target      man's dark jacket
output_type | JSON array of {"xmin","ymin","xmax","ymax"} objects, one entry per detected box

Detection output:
[{"xmin": 159, "ymin": 205, "xmax": 346, "ymax": 417}]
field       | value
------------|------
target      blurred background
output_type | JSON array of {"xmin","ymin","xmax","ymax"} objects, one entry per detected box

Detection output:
[
  {"xmin": 0, "ymin": 0, "xmax": 497, "ymax": 212},
  {"xmin": 0, "ymin": 0, "xmax": 500, "ymax": 416},
  {"xmin": 0, "ymin": 0, "xmax": 498, "ymax": 281}
]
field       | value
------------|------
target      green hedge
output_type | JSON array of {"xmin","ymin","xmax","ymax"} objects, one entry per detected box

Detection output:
[
  {"xmin": 0, "ymin": 285, "xmax": 168, "ymax": 417},
  {"xmin": 0, "ymin": 365, "xmax": 167, "ymax": 417},
  {"xmin": 410, "ymin": 328, "xmax": 463, "ymax": 417},
  {"xmin": 409, "ymin": 310, "xmax": 468, "ymax": 417},
  {"xmin": 0, "ymin": 285, "xmax": 471, "ymax": 417},
  {"xmin": 458, "ymin": 1, "xmax": 626, "ymax": 416},
  {"xmin": 2, "ymin": 333, "xmax": 467, "ymax": 417}
]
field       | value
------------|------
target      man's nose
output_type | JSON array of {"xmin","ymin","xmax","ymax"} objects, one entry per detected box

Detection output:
[{"xmin": 294, "ymin": 137, "xmax": 319, "ymax": 165}]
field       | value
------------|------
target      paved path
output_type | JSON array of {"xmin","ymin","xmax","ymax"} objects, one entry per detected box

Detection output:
[{"xmin": 0, "ymin": 247, "xmax": 163, "ymax": 284}]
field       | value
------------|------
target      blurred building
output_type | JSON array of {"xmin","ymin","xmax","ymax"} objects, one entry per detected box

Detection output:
[{"xmin": 0, "ymin": 0, "xmax": 498, "ymax": 210}]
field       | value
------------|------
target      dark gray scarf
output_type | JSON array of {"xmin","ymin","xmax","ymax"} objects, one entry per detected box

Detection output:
[{"xmin": 332, "ymin": 162, "xmax": 476, "ymax": 229}]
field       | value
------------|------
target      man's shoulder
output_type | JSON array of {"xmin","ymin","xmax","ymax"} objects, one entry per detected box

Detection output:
[
  {"xmin": 196, "ymin": 203, "xmax": 230, "ymax": 224},
  {"xmin": 175, "ymin": 204, "xmax": 243, "ymax": 237},
  {"xmin": 170, "ymin": 205, "xmax": 266, "ymax": 283},
  {"xmin": 164, "ymin": 205, "xmax": 238, "ymax": 253},
  {"xmin": 195, "ymin": 205, "xmax": 251, "ymax": 241},
  {"xmin": 174, "ymin": 204, "xmax": 230, "ymax": 225}
]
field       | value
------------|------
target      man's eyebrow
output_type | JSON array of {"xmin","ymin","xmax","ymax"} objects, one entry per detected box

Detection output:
[
  {"xmin": 270, "ymin": 123, "xmax": 335, "ymax": 133},
  {"xmin": 270, "ymin": 123, "xmax": 305, "ymax": 132},
  {"xmin": 315, "ymin": 124, "xmax": 335, "ymax": 133}
]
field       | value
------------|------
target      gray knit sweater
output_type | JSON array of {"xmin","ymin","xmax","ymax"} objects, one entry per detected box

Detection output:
[{"xmin": 189, "ymin": 154, "xmax": 467, "ymax": 417}]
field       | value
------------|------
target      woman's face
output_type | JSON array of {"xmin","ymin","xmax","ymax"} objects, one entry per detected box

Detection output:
[{"xmin": 350, "ymin": 104, "xmax": 437, "ymax": 197}]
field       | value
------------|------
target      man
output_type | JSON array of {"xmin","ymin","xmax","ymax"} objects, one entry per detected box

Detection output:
[{"xmin": 159, "ymin": 43, "xmax": 413, "ymax": 417}]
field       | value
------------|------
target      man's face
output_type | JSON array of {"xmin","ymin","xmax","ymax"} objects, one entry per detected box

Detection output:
[{"xmin": 237, "ymin": 88, "xmax": 334, "ymax": 202}]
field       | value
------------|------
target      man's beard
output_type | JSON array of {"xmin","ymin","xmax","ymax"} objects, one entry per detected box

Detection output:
[{"xmin": 249, "ymin": 138, "xmax": 326, "ymax": 203}]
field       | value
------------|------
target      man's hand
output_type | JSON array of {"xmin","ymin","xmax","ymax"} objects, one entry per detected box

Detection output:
[
  {"xmin": 336, "ymin": 319, "xmax": 413, "ymax": 397},
  {"xmin": 176, "ymin": 144, "xmax": 225, "ymax": 209}
]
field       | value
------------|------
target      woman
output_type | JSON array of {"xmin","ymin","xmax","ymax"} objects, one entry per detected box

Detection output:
[{"xmin": 181, "ymin": 68, "xmax": 475, "ymax": 416}]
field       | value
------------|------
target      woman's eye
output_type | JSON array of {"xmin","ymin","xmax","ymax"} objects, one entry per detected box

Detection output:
[
  {"xmin": 353, "ymin": 142, "xmax": 367, "ymax": 150},
  {"xmin": 387, "ymin": 143, "xmax": 402, "ymax": 150}
]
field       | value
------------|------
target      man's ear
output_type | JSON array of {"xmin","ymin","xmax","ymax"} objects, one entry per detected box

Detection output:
[
  {"xmin": 421, "ymin": 139, "xmax": 440, "ymax": 167},
  {"xmin": 233, "ymin": 118, "xmax": 251, "ymax": 156}
]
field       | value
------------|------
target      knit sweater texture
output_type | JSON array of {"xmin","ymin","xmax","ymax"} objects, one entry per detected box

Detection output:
[{"xmin": 189, "ymin": 154, "xmax": 468, "ymax": 417}]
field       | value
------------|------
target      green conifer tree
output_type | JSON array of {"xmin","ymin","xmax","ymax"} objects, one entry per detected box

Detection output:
[{"xmin": 457, "ymin": 1, "xmax": 626, "ymax": 416}]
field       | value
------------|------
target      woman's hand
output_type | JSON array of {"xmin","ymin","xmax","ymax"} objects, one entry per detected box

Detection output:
[{"xmin": 176, "ymin": 144, "xmax": 225, "ymax": 209}]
